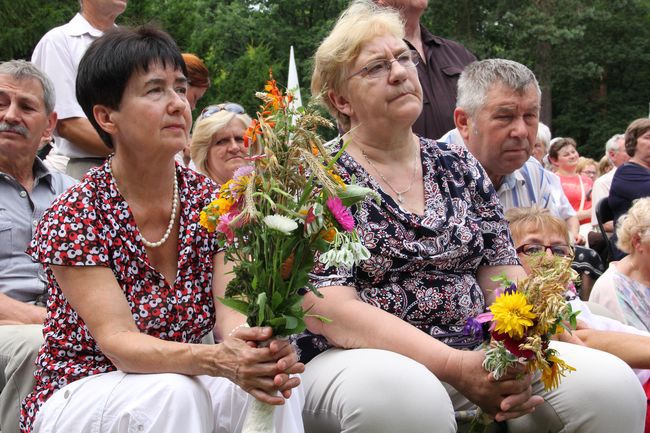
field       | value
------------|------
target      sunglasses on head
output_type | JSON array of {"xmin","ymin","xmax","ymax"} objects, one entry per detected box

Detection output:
[{"xmin": 198, "ymin": 103, "xmax": 245, "ymax": 121}]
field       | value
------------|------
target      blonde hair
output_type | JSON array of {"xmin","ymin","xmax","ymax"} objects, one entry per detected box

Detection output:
[
  {"xmin": 505, "ymin": 206, "xmax": 571, "ymax": 247},
  {"xmin": 190, "ymin": 110, "xmax": 252, "ymax": 177},
  {"xmin": 616, "ymin": 198, "xmax": 650, "ymax": 254},
  {"xmin": 311, "ymin": 0, "xmax": 404, "ymax": 131},
  {"xmin": 576, "ymin": 157, "xmax": 598, "ymax": 177},
  {"xmin": 598, "ymin": 155, "xmax": 613, "ymax": 175}
]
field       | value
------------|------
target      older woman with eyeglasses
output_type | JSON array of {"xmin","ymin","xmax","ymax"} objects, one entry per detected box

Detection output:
[
  {"xmin": 506, "ymin": 206, "xmax": 650, "ymax": 427},
  {"xmin": 190, "ymin": 102, "xmax": 251, "ymax": 185},
  {"xmin": 293, "ymin": 2, "xmax": 646, "ymax": 432}
]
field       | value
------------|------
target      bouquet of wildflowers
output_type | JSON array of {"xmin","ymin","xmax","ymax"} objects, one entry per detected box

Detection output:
[
  {"xmin": 199, "ymin": 73, "xmax": 374, "ymax": 432},
  {"xmin": 466, "ymin": 254, "xmax": 579, "ymax": 392}
]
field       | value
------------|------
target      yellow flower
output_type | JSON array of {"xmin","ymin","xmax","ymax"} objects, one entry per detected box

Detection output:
[
  {"xmin": 541, "ymin": 354, "xmax": 575, "ymax": 391},
  {"xmin": 328, "ymin": 170, "xmax": 346, "ymax": 190},
  {"xmin": 490, "ymin": 291, "xmax": 536, "ymax": 339},
  {"xmin": 199, "ymin": 210, "xmax": 216, "ymax": 232},
  {"xmin": 214, "ymin": 196, "xmax": 234, "ymax": 216}
]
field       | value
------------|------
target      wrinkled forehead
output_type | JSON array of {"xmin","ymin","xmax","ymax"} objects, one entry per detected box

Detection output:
[
  {"xmin": 0, "ymin": 74, "xmax": 45, "ymax": 107},
  {"xmin": 514, "ymin": 225, "xmax": 569, "ymax": 247}
]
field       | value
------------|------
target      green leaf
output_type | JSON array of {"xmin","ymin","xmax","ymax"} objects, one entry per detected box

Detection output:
[
  {"xmin": 256, "ymin": 292, "xmax": 267, "ymax": 325},
  {"xmin": 283, "ymin": 315, "xmax": 299, "ymax": 330},
  {"xmin": 216, "ymin": 297, "xmax": 250, "ymax": 316},
  {"xmin": 271, "ymin": 291, "xmax": 283, "ymax": 310},
  {"xmin": 307, "ymin": 314, "xmax": 332, "ymax": 324}
]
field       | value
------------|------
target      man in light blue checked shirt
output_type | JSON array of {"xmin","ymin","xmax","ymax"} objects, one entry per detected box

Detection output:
[{"xmin": 443, "ymin": 58, "xmax": 583, "ymax": 244}]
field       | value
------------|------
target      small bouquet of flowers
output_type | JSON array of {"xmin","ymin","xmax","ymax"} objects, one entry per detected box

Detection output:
[
  {"xmin": 199, "ymin": 73, "xmax": 375, "ymax": 432},
  {"xmin": 466, "ymin": 254, "xmax": 580, "ymax": 397}
]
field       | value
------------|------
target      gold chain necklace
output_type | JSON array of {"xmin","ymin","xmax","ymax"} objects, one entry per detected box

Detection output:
[{"xmin": 361, "ymin": 140, "xmax": 418, "ymax": 205}]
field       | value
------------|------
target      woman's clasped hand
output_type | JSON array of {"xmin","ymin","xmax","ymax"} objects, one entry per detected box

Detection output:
[{"xmin": 222, "ymin": 326, "xmax": 304, "ymax": 403}]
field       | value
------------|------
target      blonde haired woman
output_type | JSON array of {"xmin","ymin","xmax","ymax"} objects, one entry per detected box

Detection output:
[
  {"xmin": 295, "ymin": 1, "xmax": 645, "ymax": 432},
  {"xmin": 190, "ymin": 102, "xmax": 252, "ymax": 185},
  {"xmin": 590, "ymin": 197, "xmax": 650, "ymax": 331}
]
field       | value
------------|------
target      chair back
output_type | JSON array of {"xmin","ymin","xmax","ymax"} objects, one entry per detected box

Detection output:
[{"xmin": 595, "ymin": 198, "xmax": 615, "ymax": 263}]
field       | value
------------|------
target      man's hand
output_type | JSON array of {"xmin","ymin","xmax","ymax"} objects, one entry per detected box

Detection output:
[{"xmin": 0, "ymin": 293, "xmax": 47, "ymax": 324}]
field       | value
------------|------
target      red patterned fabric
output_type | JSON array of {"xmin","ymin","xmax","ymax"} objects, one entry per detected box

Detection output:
[
  {"xmin": 20, "ymin": 162, "xmax": 218, "ymax": 432},
  {"xmin": 643, "ymin": 380, "xmax": 650, "ymax": 433}
]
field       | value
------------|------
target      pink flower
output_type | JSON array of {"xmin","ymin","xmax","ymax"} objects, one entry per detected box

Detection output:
[
  {"xmin": 326, "ymin": 196, "xmax": 354, "ymax": 232},
  {"xmin": 217, "ymin": 212, "xmax": 236, "ymax": 243},
  {"xmin": 233, "ymin": 165, "xmax": 254, "ymax": 180}
]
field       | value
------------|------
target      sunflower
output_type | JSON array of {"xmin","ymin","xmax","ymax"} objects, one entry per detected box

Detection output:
[{"xmin": 490, "ymin": 291, "xmax": 536, "ymax": 339}]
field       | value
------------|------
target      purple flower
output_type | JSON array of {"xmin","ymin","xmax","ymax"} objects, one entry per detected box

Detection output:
[
  {"xmin": 464, "ymin": 317, "xmax": 484, "ymax": 339},
  {"xmin": 504, "ymin": 283, "xmax": 517, "ymax": 294}
]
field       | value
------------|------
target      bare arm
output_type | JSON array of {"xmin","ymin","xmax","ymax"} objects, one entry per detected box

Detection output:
[
  {"xmin": 211, "ymin": 253, "xmax": 248, "ymax": 341},
  {"xmin": 52, "ymin": 264, "xmax": 299, "ymax": 404},
  {"xmin": 57, "ymin": 118, "xmax": 112, "ymax": 157},
  {"xmin": 304, "ymin": 282, "xmax": 541, "ymax": 420},
  {"xmin": 565, "ymin": 216, "xmax": 584, "ymax": 245},
  {"xmin": 0, "ymin": 293, "xmax": 46, "ymax": 324},
  {"xmin": 574, "ymin": 329, "xmax": 650, "ymax": 369}
]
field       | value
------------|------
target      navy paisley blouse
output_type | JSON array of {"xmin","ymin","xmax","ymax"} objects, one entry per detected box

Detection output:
[{"xmin": 295, "ymin": 137, "xmax": 519, "ymax": 363}]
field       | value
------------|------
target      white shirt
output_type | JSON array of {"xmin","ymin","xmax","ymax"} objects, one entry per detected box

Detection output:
[
  {"xmin": 590, "ymin": 168, "xmax": 615, "ymax": 227},
  {"xmin": 31, "ymin": 13, "xmax": 104, "ymax": 159}
]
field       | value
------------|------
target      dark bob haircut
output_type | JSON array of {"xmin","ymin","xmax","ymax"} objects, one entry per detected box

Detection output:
[{"xmin": 76, "ymin": 25, "xmax": 187, "ymax": 148}]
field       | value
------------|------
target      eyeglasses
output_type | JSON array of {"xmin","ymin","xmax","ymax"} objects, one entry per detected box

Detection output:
[
  {"xmin": 198, "ymin": 103, "xmax": 245, "ymax": 121},
  {"xmin": 348, "ymin": 50, "xmax": 419, "ymax": 79},
  {"xmin": 516, "ymin": 243, "xmax": 574, "ymax": 258}
]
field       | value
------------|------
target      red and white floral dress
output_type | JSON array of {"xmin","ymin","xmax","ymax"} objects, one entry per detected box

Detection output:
[{"xmin": 21, "ymin": 163, "xmax": 218, "ymax": 433}]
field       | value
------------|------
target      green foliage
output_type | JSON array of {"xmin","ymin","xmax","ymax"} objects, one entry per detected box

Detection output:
[
  {"xmin": 0, "ymin": 0, "xmax": 77, "ymax": 60},
  {"xmin": 5, "ymin": 0, "xmax": 650, "ymax": 160}
]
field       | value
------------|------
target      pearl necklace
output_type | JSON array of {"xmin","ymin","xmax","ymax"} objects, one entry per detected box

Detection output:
[
  {"xmin": 361, "ymin": 139, "xmax": 418, "ymax": 205},
  {"xmin": 108, "ymin": 157, "xmax": 179, "ymax": 248}
]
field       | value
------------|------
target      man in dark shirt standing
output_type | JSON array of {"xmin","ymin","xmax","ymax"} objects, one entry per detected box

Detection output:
[{"xmin": 375, "ymin": 0, "xmax": 476, "ymax": 140}]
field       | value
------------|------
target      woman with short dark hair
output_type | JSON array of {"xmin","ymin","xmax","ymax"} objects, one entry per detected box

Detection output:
[{"xmin": 22, "ymin": 26, "xmax": 304, "ymax": 433}]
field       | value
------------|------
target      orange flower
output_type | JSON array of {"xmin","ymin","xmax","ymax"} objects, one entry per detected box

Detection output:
[
  {"xmin": 263, "ymin": 70, "xmax": 286, "ymax": 112},
  {"xmin": 320, "ymin": 227, "xmax": 337, "ymax": 243},
  {"xmin": 280, "ymin": 252, "xmax": 295, "ymax": 280},
  {"xmin": 244, "ymin": 119, "xmax": 262, "ymax": 148}
]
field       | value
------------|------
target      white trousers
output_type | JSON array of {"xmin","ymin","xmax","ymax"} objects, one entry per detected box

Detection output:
[
  {"xmin": 302, "ymin": 342, "xmax": 647, "ymax": 433},
  {"xmin": 32, "ymin": 371, "xmax": 304, "ymax": 433}
]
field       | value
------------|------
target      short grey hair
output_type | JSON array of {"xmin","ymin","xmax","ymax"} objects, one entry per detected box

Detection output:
[
  {"xmin": 537, "ymin": 121, "xmax": 551, "ymax": 148},
  {"xmin": 605, "ymin": 133, "xmax": 624, "ymax": 155},
  {"xmin": 456, "ymin": 58, "xmax": 541, "ymax": 119},
  {"xmin": 0, "ymin": 60, "xmax": 55, "ymax": 114}
]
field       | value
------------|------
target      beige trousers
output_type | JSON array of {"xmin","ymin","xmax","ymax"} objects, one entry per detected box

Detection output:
[
  {"xmin": 302, "ymin": 342, "xmax": 646, "ymax": 433},
  {"xmin": 0, "ymin": 325, "xmax": 43, "ymax": 433}
]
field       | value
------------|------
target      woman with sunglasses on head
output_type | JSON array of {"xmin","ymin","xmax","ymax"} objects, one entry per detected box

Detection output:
[
  {"xmin": 21, "ymin": 26, "xmax": 304, "ymax": 433},
  {"xmin": 190, "ymin": 102, "xmax": 251, "ymax": 185}
]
